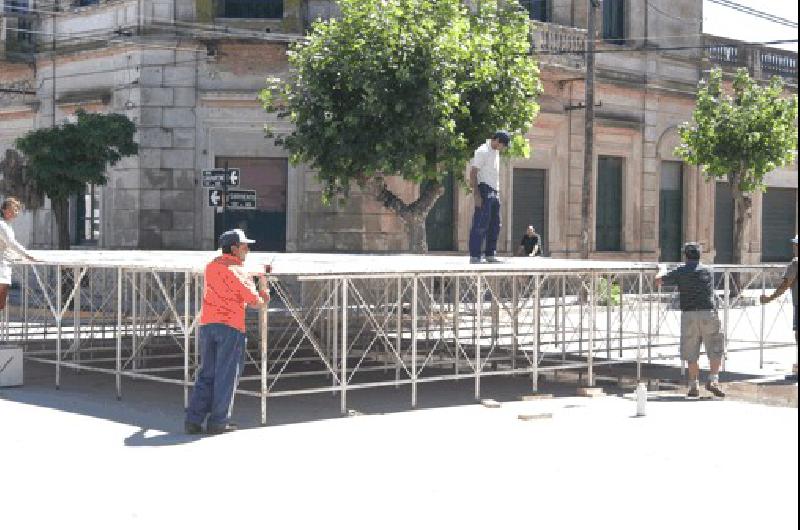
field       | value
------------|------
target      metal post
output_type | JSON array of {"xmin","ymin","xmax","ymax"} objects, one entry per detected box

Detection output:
[
  {"xmin": 116, "ymin": 268, "xmax": 122, "ymax": 400},
  {"xmin": 636, "ymin": 272, "xmax": 643, "ymax": 382},
  {"xmin": 561, "ymin": 275, "xmax": 567, "ymax": 361},
  {"xmin": 73, "ymin": 266, "xmax": 81, "ymax": 369},
  {"xmin": 475, "ymin": 274, "xmax": 482, "ymax": 400},
  {"xmin": 454, "ymin": 277, "xmax": 460, "ymax": 376},
  {"xmin": 22, "ymin": 267, "xmax": 29, "ymax": 342},
  {"xmin": 131, "ymin": 271, "xmax": 137, "ymax": 371},
  {"xmin": 260, "ymin": 275, "xmax": 269, "ymax": 425},
  {"xmin": 759, "ymin": 271, "xmax": 765, "ymax": 369},
  {"xmin": 588, "ymin": 273, "xmax": 595, "ymax": 387},
  {"xmin": 340, "ymin": 278, "xmax": 348, "ymax": 414},
  {"xmin": 332, "ymin": 279, "xmax": 339, "ymax": 392},
  {"xmin": 647, "ymin": 275, "xmax": 653, "ymax": 368},
  {"xmin": 411, "ymin": 276, "xmax": 418, "ymax": 408},
  {"xmin": 533, "ymin": 275, "xmax": 541, "ymax": 392},
  {"xmin": 396, "ymin": 277, "xmax": 402, "ymax": 385},
  {"xmin": 512, "ymin": 276, "xmax": 518, "ymax": 371},
  {"xmin": 184, "ymin": 272, "xmax": 190, "ymax": 409},
  {"xmin": 606, "ymin": 273, "xmax": 612, "ymax": 359},
  {"xmin": 723, "ymin": 271, "xmax": 730, "ymax": 372},
  {"xmin": 56, "ymin": 265, "xmax": 62, "ymax": 389},
  {"xmin": 618, "ymin": 275, "xmax": 624, "ymax": 358}
]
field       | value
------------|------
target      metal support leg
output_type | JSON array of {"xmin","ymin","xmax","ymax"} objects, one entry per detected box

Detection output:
[
  {"xmin": 340, "ymin": 279, "xmax": 348, "ymax": 414},
  {"xmin": 454, "ymin": 277, "xmax": 460, "ymax": 376},
  {"xmin": 512, "ymin": 276, "xmax": 518, "ymax": 372},
  {"xmin": 184, "ymin": 272, "xmax": 190, "ymax": 409},
  {"xmin": 636, "ymin": 272, "xmax": 643, "ymax": 382},
  {"xmin": 475, "ymin": 274, "xmax": 482, "ymax": 400},
  {"xmin": 411, "ymin": 276, "xmax": 418, "ymax": 408},
  {"xmin": 533, "ymin": 275, "xmax": 541, "ymax": 392},
  {"xmin": 116, "ymin": 268, "xmax": 122, "ymax": 400},
  {"xmin": 723, "ymin": 271, "xmax": 730, "ymax": 373},
  {"xmin": 588, "ymin": 273, "xmax": 595, "ymax": 387},
  {"xmin": 260, "ymin": 275, "xmax": 270, "ymax": 425},
  {"xmin": 759, "ymin": 271, "xmax": 765, "ymax": 370},
  {"xmin": 56, "ymin": 265, "xmax": 62, "ymax": 390}
]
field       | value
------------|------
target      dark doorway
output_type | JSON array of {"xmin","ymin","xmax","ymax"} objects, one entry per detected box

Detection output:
[
  {"xmin": 512, "ymin": 168, "xmax": 548, "ymax": 256},
  {"xmin": 214, "ymin": 157, "xmax": 287, "ymax": 252},
  {"xmin": 659, "ymin": 161, "xmax": 683, "ymax": 262},
  {"xmin": 425, "ymin": 173, "xmax": 455, "ymax": 251},
  {"xmin": 714, "ymin": 181, "xmax": 734, "ymax": 264}
]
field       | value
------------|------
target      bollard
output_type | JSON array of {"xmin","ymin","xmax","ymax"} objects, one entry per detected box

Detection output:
[{"xmin": 635, "ymin": 382, "xmax": 647, "ymax": 417}]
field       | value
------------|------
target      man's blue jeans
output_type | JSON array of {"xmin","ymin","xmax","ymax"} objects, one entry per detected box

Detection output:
[
  {"xmin": 185, "ymin": 323, "xmax": 246, "ymax": 429},
  {"xmin": 469, "ymin": 183, "xmax": 501, "ymax": 259}
]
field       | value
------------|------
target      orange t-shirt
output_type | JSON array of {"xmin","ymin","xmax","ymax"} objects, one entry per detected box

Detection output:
[{"xmin": 199, "ymin": 254, "xmax": 268, "ymax": 332}]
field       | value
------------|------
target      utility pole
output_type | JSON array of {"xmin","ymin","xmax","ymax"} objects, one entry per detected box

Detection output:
[{"xmin": 581, "ymin": 0, "xmax": 600, "ymax": 260}]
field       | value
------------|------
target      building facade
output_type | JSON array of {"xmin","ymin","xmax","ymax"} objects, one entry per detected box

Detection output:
[{"xmin": 0, "ymin": 0, "xmax": 797, "ymax": 262}]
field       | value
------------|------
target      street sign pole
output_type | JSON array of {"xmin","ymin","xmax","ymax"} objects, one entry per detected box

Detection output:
[{"xmin": 222, "ymin": 160, "xmax": 229, "ymax": 234}]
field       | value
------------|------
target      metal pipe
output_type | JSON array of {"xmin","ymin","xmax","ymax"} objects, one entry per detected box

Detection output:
[
  {"xmin": 116, "ymin": 268, "xmax": 122, "ymax": 399},
  {"xmin": 475, "ymin": 274, "xmax": 482, "ymax": 400},
  {"xmin": 341, "ymin": 278, "xmax": 348, "ymax": 414},
  {"xmin": 411, "ymin": 275, "xmax": 418, "ymax": 408}
]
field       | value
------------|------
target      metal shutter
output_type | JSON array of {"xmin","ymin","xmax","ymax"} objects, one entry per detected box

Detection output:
[
  {"xmin": 596, "ymin": 156, "xmax": 623, "ymax": 252},
  {"xmin": 761, "ymin": 187, "xmax": 798, "ymax": 262}
]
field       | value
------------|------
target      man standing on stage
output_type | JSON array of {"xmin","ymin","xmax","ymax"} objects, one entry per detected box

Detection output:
[
  {"xmin": 517, "ymin": 225, "xmax": 542, "ymax": 257},
  {"xmin": 760, "ymin": 234, "xmax": 798, "ymax": 378},
  {"xmin": 185, "ymin": 228, "xmax": 269, "ymax": 435},
  {"xmin": 655, "ymin": 243, "xmax": 726, "ymax": 398},
  {"xmin": 468, "ymin": 131, "xmax": 510, "ymax": 264}
]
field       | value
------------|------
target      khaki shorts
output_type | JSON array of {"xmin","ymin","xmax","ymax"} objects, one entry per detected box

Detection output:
[{"xmin": 680, "ymin": 310, "xmax": 724, "ymax": 362}]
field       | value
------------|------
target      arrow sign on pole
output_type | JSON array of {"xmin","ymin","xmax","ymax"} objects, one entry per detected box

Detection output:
[
  {"xmin": 201, "ymin": 168, "xmax": 241, "ymax": 187},
  {"xmin": 208, "ymin": 189, "xmax": 223, "ymax": 207}
]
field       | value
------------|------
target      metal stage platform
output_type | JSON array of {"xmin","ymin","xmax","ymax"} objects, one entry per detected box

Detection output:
[{"xmin": 3, "ymin": 252, "xmax": 795, "ymax": 424}]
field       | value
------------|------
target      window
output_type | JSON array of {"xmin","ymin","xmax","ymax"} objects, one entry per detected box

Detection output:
[
  {"xmin": 217, "ymin": 0, "xmax": 284, "ymax": 19},
  {"xmin": 596, "ymin": 156, "xmax": 623, "ymax": 252},
  {"xmin": 4, "ymin": 1, "xmax": 30, "ymax": 14},
  {"xmin": 519, "ymin": 0, "xmax": 549, "ymax": 22},
  {"xmin": 76, "ymin": 185, "xmax": 100, "ymax": 245},
  {"xmin": 602, "ymin": 0, "xmax": 625, "ymax": 44}
]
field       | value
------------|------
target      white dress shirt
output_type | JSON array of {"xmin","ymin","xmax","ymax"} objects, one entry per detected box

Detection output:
[{"xmin": 470, "ymin": 139, "xmax": 501, "ymax": 191}]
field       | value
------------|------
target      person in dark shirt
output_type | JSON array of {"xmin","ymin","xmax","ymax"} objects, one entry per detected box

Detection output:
[
  {"xmin": 517, "ymin": 225, "xmax": 541, "ymax": 257},
  {"xmin": 655, "ymin": 242, "xmax": 725, "ymax": 398}
]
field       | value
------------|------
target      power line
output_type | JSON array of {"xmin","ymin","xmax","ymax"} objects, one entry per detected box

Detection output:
[{"xmin": 706, "ymin": 0, "xmax": 798, "ymax": 29}]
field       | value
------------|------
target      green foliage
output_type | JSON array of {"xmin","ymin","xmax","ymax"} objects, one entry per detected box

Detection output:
[
  {"xmin": 15, "ymin": 110, "xmax": 138, "ymax": 200},
  {"xmin": 260, "ymin": 0, "xmax": 541, "ymax": 202},
  {"xmin": 676, "ymin": 68, "xmax": 798, "ymax": 192},
  {"xmin": 597, "ymin": 278, "xmax": 620, "ymax": 306}
]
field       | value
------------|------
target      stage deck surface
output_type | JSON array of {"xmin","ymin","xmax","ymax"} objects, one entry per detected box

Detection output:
[{"xmin": 26, "ymin": 251, "xmax": 659, "ymax": 277}]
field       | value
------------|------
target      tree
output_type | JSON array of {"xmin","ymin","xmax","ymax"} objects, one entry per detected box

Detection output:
[
  {"xmin": 15, "ymin": 110, "xmax": 138, "ymax": 249},
  {"xmin": 260, "ymin": 0, "xmax": 541, "ymax": 252},
  {"xmin": 677, "ymin": 68, "xmax": 798, "ymax": 264}
]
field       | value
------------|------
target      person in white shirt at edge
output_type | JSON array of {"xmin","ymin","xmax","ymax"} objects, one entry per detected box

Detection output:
[
  {"xmin": 0, "ymin": 197, "xmax": 38, "ymax": 312},
  {"xmin": 468, "ymin": 131, "xmax": 510, "ymax": 264}
]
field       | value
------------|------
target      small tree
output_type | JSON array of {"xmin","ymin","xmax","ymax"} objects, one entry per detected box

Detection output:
[
  {"xmin": 15, "ymin": 110, "xmax": 138, "ymax": 249},
  {"xmin": 677, "ymin": 68, "xmax": 798, "ymax": 264},
  {"xmin": 260, "ymin": 0, "xmax": 541, "ymax": 252}
]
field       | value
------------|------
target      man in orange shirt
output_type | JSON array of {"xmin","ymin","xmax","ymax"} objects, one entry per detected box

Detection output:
[{"xmin": 185, "ymin": 229, "xmax": 269, "ymax": 435}]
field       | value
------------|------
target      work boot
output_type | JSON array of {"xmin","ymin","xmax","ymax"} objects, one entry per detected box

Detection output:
[
  {"xmin": 687, "ymin": 386, "xmax": 700, "ymax": 398},
  {"xmin": 206, "ymin": 422, "xmax": 238, "ymax": 435},
  {"xmin": 705, "ymin": 380, "xmax": 726, "ymax": 398},
  {"xmin": 184, "ymin": 421, "xmax": 203, "ymax": 435}
]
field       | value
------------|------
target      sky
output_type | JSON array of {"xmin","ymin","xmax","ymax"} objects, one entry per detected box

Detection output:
[{"xmin": 702, "ymin": 0, "xmax": 798, "ymax": 52}]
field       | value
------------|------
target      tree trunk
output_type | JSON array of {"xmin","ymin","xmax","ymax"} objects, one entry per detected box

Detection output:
[
  {"xmin": 52, "ymin": 197, "xmax": 71, "ymax": 250},
  {"xmin": 729, "ymin": 173, "xmax": 752, "ymax": 265},
  {"xmin": 364, "ymin": 179, "xmax": 444, "ymax": 253}
]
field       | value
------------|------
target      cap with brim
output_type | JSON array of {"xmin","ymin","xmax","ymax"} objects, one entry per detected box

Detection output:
[
  {"xmin": 683, "ymin": 242, "xmax": 701, "ymax": 259},
  {"xmin": 792, "ymin": 235, "xmax": 799, "ymax": 244},
  {"xmin": 219, "ymin": 228, "xmax": 256, "ymax": 247}
]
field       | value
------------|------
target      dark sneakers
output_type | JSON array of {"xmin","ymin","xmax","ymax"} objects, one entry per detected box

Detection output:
[
  {"xmin": 184, "ymin": 421, "xmax": 203, "ymax": 435},
  {"xmin": 705, "ymin": 381, "xmax": 726, "ymax": 398},
  {"xmin": 206, "ymin": 423, "xmax": 238, "ymax": 435},
  {"xmin": 687, "ymin": 386, "xmax": 700, "ymax": 398}
]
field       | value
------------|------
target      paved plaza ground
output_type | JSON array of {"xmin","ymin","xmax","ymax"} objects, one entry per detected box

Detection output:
[{"xmin": 1, "ymin": 354, "xmax": 797, "ymax": 530}]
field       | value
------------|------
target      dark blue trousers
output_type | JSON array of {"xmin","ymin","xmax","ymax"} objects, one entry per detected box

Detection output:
[
  {"xmin": 185, "ymin": 323, "xmax": 246, "ymax": 429},
  {"xmin": 468, "ymin": 183, "xmax": 501, "ymax": 259}
]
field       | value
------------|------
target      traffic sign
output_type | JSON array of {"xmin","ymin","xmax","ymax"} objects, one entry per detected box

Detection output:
[
  {"xmin": 201, "ymin": 168, "xmax": 240, "ymax": 187},
  {"xmin": 207, "ymin": 189, "xmax": 257, "ymax": 209},
  {"xmin": 226, "ymin": 189, "xmax": 257, "ymax": 210},
  {"xmin": 208, "ymin": 189, "xmax": 223, "ymax": 207}
]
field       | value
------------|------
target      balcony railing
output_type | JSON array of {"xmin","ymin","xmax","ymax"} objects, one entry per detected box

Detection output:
[
  {"xmin": 704, "ymin": 35, "xmax": 797, "ymax": 83},
  {"xmin": 530, "ymin": 22, "xmax": 587, "ymax": 70}
]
